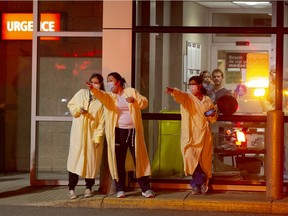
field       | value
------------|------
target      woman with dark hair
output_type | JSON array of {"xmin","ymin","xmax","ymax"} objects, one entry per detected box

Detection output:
[
  {"xmin": 67, "ymin": 73, "xmax": 105, "ymax": 199},
  {"xmin": 87, "ymin": 72, "xmax": 155, "ymax": 198},
  {"xmin": 166, "ymin": 76, "xmax": 217, "ymax": 195}
]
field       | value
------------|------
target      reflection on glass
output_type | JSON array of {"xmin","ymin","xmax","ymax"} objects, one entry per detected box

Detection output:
[{"xmin": 37, "ymin": 37, "xmax": 102, "ymax": 116}]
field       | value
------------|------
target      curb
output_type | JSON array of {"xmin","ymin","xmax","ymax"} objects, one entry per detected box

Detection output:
[{"xmin": 27, "ymin": 191, "xmax": 288, "ymax": 215}]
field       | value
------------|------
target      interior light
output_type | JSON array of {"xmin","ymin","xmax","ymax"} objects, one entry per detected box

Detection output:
[
  {"xmin": 254, "ymin": 88, "xmax": 266, "ymax": 97},
  {"xmin": 233, "ymin": 2, "xmax": 270, "ymax": 6},
  {"xmin": 236, "ymin": 131, "xmax": 246, "ymax": 142},
  {"xmin": 284, "ymin": 90, "xmax": 288, "ymax": 96},
  {"xmin": 246, "ymin": 79, "xmax": 269, "ymax": 88},
  {"xmin": 246, "ymin": 53, "xmax": 269, "ymax": 88}
]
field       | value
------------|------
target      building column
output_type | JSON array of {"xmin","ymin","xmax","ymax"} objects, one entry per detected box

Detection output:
[
  {"xmin": 100, "ymin": 0, "xmax": 133, "ymax": 194},
  {"xmin": 102, "ymin": 0, "xmax": 133, "ymax": 85}
]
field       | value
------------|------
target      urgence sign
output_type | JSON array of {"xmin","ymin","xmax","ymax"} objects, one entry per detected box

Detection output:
[{"xmin": 2, "ymin": 13, "xmax": 60, "ymax": 40}]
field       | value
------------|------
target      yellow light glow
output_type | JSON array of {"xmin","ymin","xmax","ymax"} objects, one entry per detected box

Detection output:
[
  {"xmin": 284, "ymin": 90, "xmax": 288, "ymax": 96},
  {"xmin": 235, "ymin": 141, "xmax": 241, "ymax": 146},
  {"xmin": 254, "ymin": 88, "xmax": 266, "ymax": 97},
  {"xmin": 246, "ymin": 53, "xmax": 269, "ymax": 88},
  {"xmin": 236, "ymin": 131, "xmax": 246, "ymax": 142},
  {"xmin": 246, "ymin": 79, "xmax": 269, "ymax": 88}
]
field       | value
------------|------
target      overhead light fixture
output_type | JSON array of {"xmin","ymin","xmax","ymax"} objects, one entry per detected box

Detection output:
[{"xmin": 233, "ymin": 1, "xmax": 270, "ymax": 6}]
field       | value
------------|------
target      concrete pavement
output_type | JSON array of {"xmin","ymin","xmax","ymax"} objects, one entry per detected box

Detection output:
[{"xmin": 1, "ymin": 172, "xmax": 288, "ymax": 215}]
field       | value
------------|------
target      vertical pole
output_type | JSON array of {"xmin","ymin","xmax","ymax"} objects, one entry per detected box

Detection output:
[{"xmin": 266, "ymin": 110, "xmax": 284, "ymax": 199}]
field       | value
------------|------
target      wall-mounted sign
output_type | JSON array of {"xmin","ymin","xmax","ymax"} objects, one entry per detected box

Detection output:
[
  {"xmin": 2, "ymin": 13, "xmax": 60, "ymax": 40},
  {"xmin": 225, "ymin": 52, "xmax": 247, "ymax": 84}
]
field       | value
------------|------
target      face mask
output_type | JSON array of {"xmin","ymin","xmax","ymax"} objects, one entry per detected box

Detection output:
[
  {"xmin": 93, "ymin": 83, "xmax": 100, "ymax": 89},
  {"xmin": 107, "ymin": 81, "xmax": 115, "ymax": 92},
  {"xmin": 188, "ymin": 85, "xmax": 197, "ymax": 94}
]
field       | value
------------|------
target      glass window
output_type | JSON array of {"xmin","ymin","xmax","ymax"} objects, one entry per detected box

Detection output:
[
  {"xmin": 283, "ymin": 35, "xmax": 288, "ymax": 113},
  {"xmin": 38, "ymin": 1, "xmax": 103, "ymax": 31},
  {"xmin": 134, "ymin": 2, "xmax": 282, "ymax": 186},
  {"xmin": 143, "ymin": 117, "xmax": 267, "ymax": 184},
  {"xmin": 0, "ymin": 1, "xmax": 33, "ymax": 172},
  {"xmin": 213, "ymin": 121, "xmax": 266, "ymax": 183},
  {"xmin": 36, "ymin": 121, "xmax": 71, "ymax": 180},
  {"xmin": 37, "ymin": 37, "xmax": 102, "ymax": 116},
  {"xmin": 135, "ymin": 32, "xmax": 271, "ymax": 116},
  {"xmin": 135, "ymin": 0, "xmax": 272, "ymax": 27},
  {"xmin": 284, "ymin": 123, "xmax": 288, "ymax": 181},
  {"xmin": 212, "ymin": 13, "xmax": 271, "ymax": 27}
]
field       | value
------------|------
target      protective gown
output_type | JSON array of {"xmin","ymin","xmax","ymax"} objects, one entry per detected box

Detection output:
[
  {"xmin": 91, "ymin": 87, "xmax": 151, "ymax": 181},
  {"xmin": 170, "ymin": 88, "xmax": 217, "ymax": 178},
  {"xmin": 67, "ymin": 89, "xmax": 105, "ymax": 178}
]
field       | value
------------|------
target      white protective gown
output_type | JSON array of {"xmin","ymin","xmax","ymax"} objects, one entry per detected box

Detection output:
[
  {"xmin": 67, "ymin": 89, "xmax": 105, "ymax": 178},
  {"xmin": 170, "ymin": 88, "xmax": 217, "ymax": 178}
]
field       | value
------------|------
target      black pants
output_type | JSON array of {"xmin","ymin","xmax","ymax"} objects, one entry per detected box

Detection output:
[
  {"xmin": 114, "ymin": 127, "xmax": 151, "ymax": 193},
  {"xmin": 68, "ymin": 171, "xmax": 95, "ymax": 190}
]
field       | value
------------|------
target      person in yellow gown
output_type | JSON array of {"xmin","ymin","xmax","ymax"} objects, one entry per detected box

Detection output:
[
  {"xmin": 87, "ymin": 72, "xmax": 155, "ymax": 198},
  {"xmin": 67, "ymin": 73, "xmax": 105, "ymax": 199},
  {"xmin": 166, "ymin": 76, "xmax": 217, "ymax": 194}
]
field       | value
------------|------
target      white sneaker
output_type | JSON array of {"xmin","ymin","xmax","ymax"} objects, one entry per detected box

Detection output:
[
  {"xmin": 84, "ymin": 189, "xmax": 93, "ymax": 198},
  {"xmin": 201, "ymin": 184, "xmax": 208, "ymax": 194},
  {"xmin": 69, "ymin": 190, "xmax": 77, "ymax": 199},
  {"xmin": 191, "ymin": 187, "xmax": 201, "ymax": 195},
  {"xmin": 142, "ymin": 190, "xmax": 155, "ymax": 198},
  {"xmin": 116, "ymin": 191, "xmax": 125, "ymax": 198}
]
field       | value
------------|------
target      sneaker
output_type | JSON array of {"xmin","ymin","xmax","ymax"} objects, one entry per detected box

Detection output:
[
  {"xmin": 191, "ymin": 187, "xmax": 201, "ymax": 195},
  {"xmin": 201, "ymin": 184, "xmax": 208, "ymax": 194},
  {"xmin": 142, "ymin": 190, "xmax": 155, "ymax": 198},
  {"xmin": 116, "ymin": 191, "xmax": 126, "ymax": 198},
  {"xmin": 84, "ymin": 189, "xmax": 93, "ymax": 198},
  {"xmin": 69, "ymin": 190, "xmax": 77, "ymax": 199}
]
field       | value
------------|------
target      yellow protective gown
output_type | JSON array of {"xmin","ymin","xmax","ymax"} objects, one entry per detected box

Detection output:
[
  {"xmin": 67, "ymin": 89, "xmax": 105, "ymax": 178},
  {"xmin": 170, "ymin": 88, "xmax": 217, "ymax": 178},
  {"xmin": 91, "ymin": 87, "xmax": 151, "ymax": 181}
]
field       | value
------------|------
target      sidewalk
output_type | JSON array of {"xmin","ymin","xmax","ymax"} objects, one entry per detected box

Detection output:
[{"xmin": 1, "ymin": 173, "xmax": 288, "ymax": 215}]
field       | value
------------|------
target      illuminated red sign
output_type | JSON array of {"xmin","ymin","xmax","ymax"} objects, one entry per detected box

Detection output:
[{"xmin": 2, "ymin": 13, "xmax": 60, "ymax": 40}]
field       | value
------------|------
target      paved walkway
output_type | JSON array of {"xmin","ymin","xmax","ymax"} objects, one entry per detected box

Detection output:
[{"xmin": 1, "ymin": 172, "xmax": 288, "ymax": 215}]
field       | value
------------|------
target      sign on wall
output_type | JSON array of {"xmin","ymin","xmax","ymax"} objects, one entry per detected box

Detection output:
[
  {"xmin": 183, "ymin": 41, "xmax": 201, "ymax": 83},
  {"xmin": 2, "ymin": 13, "xmax": 60, "ymax": 40},
  {"xmin": 225, "ymin": 52, "xmax": 247, "ymax": 84}
]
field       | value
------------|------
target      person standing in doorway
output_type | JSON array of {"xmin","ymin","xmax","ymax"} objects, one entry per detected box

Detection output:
[
  {"xmin": 166, "ymin": 76, "xmax": 217, "ymax": 194},
  {"xmin": 67, "ymin": 73, "xmax": 105, "ymax": 199},
  {"xmin": 87, "ymin": 72, "xmax": 155, "ymax": 198},
  {"xmin": 211, "ymin": 68, "xmax": 231, "ymax": 104}
]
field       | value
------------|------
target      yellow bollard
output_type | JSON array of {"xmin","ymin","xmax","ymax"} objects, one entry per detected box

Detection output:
[{"xmin": 266, "ymin": 110, "xmax": 284, "ymax": 199}]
